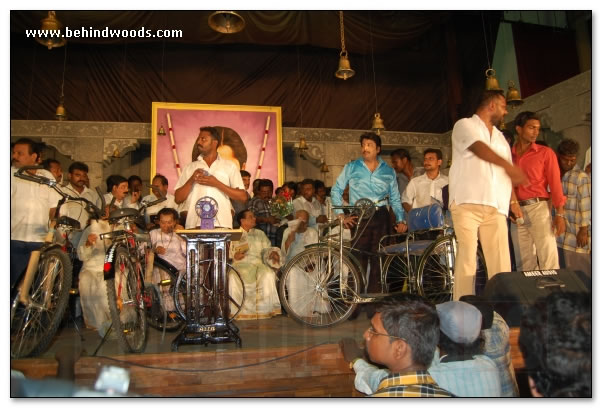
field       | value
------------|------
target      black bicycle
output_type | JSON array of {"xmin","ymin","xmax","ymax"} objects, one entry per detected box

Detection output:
[{"xmin": 11, "ymin": 166, "xmax": 105, "ymax": 358}]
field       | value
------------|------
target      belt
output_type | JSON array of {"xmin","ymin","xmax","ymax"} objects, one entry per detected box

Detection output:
[{"xmin": 518, "ymin": 197, "xmax": 549, "ymax": 207}]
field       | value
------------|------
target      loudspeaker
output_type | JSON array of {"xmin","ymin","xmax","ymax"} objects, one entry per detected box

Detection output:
[{"xmin": 484, "ymin": 269, "xmax": 591, "ymax": 327}]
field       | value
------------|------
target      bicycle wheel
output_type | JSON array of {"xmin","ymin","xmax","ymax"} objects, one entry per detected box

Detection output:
[
  {"xmin": 382, "ymin": 254, "xmax": 416, "ymax": 295},
  {"xmin": 173, "ymin": 260, "xmax": 245, "ymax": 322},
  {"xmin": 145, "ymin": 260, "xmax": 183, "ymax": 332},
  {"xmin": 416, "ymin": 235, "xmax": 455, "ymax": 304},
  {"xmin": 279, "ymin": 247, "xmax": 361, "ymax": 328},
  {"xmin": 11, "ymin": 248, "xmax": 72, "ymax": 358},
  {"xmin": 106, "ymin": 246, "xmax": 147, "ymax": 353}
]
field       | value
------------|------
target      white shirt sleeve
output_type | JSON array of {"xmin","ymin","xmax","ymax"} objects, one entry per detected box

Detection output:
[
  {"xmin": 401, "ymin": 178, "xmax": 417, "ymax": 207},
  {"xmin": 352, "ymin": 359, "xmax": 390, "ymax": 395},
  {"xmin": 452, "ymin": 117, "xmax": 482, "ymax": 154}
]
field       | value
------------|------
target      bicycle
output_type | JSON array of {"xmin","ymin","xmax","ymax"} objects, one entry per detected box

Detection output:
[
  {"xmin": 10, "ymin": 166, "xmax": 105, "ymax": 358},
  {"xmin": 278, "ymin": 198, "xmax": 487, "ymax": 328},
  {"xmin": 100, "ymin": 193, "xmax": 170, "ymax": 353}
]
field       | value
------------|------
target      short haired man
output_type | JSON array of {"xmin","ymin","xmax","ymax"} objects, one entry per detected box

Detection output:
[
  {"xmin": 174, "ymin": 126, "xmax": 246, "ymax": 229},
  {"xmin": 123, "ymin": 175, "xmax": 143, "ymax": 209},
  {"xmin": 402, "ymin": 148, "xmax": 448, "ymax": 213},
  {"xmin": 448, "ymin": 90, "xmax": 526, "ymax": 300},
  {"xmin": 556, "ymin": 138, "xmax": 591, "ymax": 276},
  {"xmin": 149, "ymin": 207, "xmax": 186, "ymax": 311},
  {"xmin": 331, "ymin": 132, "xmax": 407, "ymax": 296},
  {"xmin": 390, "ymin": 148, "xmax": 420, "ymax": 203},
  {"xmin": 142, "ymin": 173, "xmax": 179, "ymax": 228},
  {"xmin": 519, "ymin": 292, "xmax": 591, "ymax": 397},
  {"xmin": 60, "ymin": 161, "xmax": 99, "ymax": 248},
  {"xmin": 42, "ymin": 158, "xmax": 63, "ymax": 184},
  {"xmin": 11, "ymin": 138, "xmax": 62, "ymax": 287},
  {"xmin": 292, "ymin": 179, "xmax": 328, "ymax": 229},
  {"xmin": 341, "ymin": 294, "xmax": 452, "ymax": 397},
  {"xmin": 231, "ymin": 170, "xmax": 251, "ymax": 228},
  {"xmin": 248, "ymin": 179, "xmax": 279, "ymax": 246},
  {"xmin": 103, "ymin": 174, "xmax": 130, "ymax": 210},
  {"xmin": 510, "ymin": 111, "xmax": 566, "ymax": 271},
  {"xmin": 346, "ymin": 299, "xmax": 501, "ymax": 397}
]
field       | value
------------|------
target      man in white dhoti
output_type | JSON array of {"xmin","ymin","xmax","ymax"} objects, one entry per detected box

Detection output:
[
  {"xmin": 229, "ymin": 209, "xmax": 282, "ymax": 320},
  {"xmin": 77, "ymin": 219, "xmax": 113, "ymax": 337},
  {"xmin": 281, "ymin": 210, "xmax": 331, "ymax": 317}
]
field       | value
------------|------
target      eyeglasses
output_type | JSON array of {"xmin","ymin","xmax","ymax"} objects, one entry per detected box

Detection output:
[{"xmin": 366, "ymin": 326, "xmax": 406, "ymax": 341}]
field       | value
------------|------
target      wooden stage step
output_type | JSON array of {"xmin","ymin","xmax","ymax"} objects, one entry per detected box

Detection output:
[
  {"xmin": 11, "ymin": 343, "xmax": 362, "ymax": 397},
  {"xmin": 11, "ymin": 329, "xmax": 525, "ymax": 397}
]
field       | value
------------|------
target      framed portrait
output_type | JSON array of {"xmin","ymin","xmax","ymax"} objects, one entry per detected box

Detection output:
[{"xmin": 151, "ymin": 102, "xmax": 283, "ymax": 195}]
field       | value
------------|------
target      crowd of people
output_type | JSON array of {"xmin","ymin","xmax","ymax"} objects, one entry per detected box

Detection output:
[{"xmin": 10, "ymin": 89, "xmax": 591, "ymax": 397}]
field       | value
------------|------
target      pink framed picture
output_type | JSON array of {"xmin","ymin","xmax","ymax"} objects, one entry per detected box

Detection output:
[{"xmin": 151, "ymin": 102, "xmax": 283, "ymax": 195}]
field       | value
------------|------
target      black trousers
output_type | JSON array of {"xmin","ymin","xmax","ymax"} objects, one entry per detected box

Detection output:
[{"xmin": 353, "ymin": 206, "xmax": 391, "ymax": 293}]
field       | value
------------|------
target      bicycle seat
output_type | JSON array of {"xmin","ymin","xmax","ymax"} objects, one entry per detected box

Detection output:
[
  {"xmin": 55, "ymin": 216, "xmax": 81, "ymax": 230},
  {"xmin": 108, "ymin": 207, "xmax": 139, "ymax": 222},
  {"xmin": 381, "ymin": 240, "xmax": 433, "ymax": 256}
]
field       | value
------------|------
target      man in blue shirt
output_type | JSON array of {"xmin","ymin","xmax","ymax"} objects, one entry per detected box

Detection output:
[{"xmin": 331, "ymin": 132, "xmax": 407, "ymax": 297}]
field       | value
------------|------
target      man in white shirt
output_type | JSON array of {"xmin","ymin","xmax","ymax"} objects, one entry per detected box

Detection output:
[
  {"xmin": 448, "ymin": 90, "xmax": 526, "ymax": 300},
  {"xmin": 402, "ymin": 148, "xmax": 448, "ymax": 213},
  {"xmin": 142, "ymin": 173, "xmax": 179, "ymax": 228},
  {"xmin": 60, "ymin": 161, "xmax": 99, "ymax": 249},
  {"xmin": 101, "ymin": 175, "xmax": 132, "ymax": 212},
  {"xmin": 123, "ymin": 175, "xmax": 143, "ymax": 209},
  {"xmin": 42, "ymin": 158, "xmax": 63, "ymax": 185},
  {"xmin": 60, "ymin": 162, "xmax": 98, "ymax": 228},
  {"xmin": 175, "ymin": 126, "xmax": 247, "ymax": 229},
  {"xmin": 11, "ymin": 138, "xmax": 62, "ymax": 287},
  {"xmin": 292, "ymin": 179, "xmax": 327, "ymax": 229}
]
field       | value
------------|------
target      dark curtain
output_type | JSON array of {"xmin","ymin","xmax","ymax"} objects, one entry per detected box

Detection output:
[
  {"xmin": 10, "ymin": 11, "xmax": 499, "ymax": 133},
  {"xmin": 512, "ymin": 22, "xmax": 580, "ymax": 98}
]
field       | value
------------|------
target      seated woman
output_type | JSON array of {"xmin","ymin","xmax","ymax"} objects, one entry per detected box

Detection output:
[{"xmin": 229, "ymin": 209, "xmax": 282, "ymax": 320}]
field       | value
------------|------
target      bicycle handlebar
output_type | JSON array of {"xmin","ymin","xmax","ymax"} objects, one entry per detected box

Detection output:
[{"xmin": 15, "ymin": 166, "xmax": 105, "ymax": 220}]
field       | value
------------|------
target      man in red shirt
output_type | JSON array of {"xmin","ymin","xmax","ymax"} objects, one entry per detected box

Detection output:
[{"xmin": 510, "ymin": 111, "xmax": 566, "ymax": 271}]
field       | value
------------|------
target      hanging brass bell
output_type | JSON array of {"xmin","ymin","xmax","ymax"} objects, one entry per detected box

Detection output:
[
  {"xmin": 298, "ymin": 136, "xmax": 308, "ymax": 151},
  {"xmin": 485, "ymin": 68, "xmax": 502, "ymax": 91},
  {"xmin": 158, "ymin": 125, "xmax": 166, "ymax": 136},
  {"xmin": 35, "ymin": 11, "xmax": 67, "ymax": 50},
  {"xmin": 55, "ymin": 100, "xmax": 67, "ymax": 121},
  {"xmin": 320, "ymin": 162, "xmax": 329, "ymax": 173},
  {"xmin": 335, "ymin": 51, "xmax": 355, "ymax": 80},
  {"xmin": 208, "ymin": 11, "xmax": 245, "ymax": 34},
  {"xmin": 371, "ymin": 113, "xmax": 385, "ymax": 135},
  {"xmin": 506, "ymin": 80, "xmax": 523, "ymax": 107}
]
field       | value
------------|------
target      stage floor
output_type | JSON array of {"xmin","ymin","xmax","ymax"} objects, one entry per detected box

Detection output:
[
  {"xmin": 31, "ymin": 312, "xmax": 372, "ymax": 359},
  {"xmin": 12, "ymin": 313, "xmax": 372, "ymax": 397}
]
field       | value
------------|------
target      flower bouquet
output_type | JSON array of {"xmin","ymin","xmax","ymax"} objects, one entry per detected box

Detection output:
[{"xmin": 269, "ymin": 191, "xmax": 294, "ymax": 219}]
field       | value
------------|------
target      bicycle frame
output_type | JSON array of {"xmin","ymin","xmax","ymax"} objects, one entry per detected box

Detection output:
[{"xmin": 320, "ymin": 201, "xmax": 382, "ymax": 304}]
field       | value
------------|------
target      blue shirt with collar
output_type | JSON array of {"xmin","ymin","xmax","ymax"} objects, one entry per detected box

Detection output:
[{"xmin": 331, "ymin": 157, "xmax": 405, "ymax": 223}]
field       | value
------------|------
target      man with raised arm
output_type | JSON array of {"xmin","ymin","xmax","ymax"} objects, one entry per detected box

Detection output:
[
  {"xmin": 174, "ymin": 126, "xmax": 247, "ymax": 229},
  {"xmin": 448, "ymin": 90, "xmax": 526, "ymax": 300}
]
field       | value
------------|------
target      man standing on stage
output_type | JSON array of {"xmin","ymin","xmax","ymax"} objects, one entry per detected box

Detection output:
[
  {"xmin": 510, "ymin": 111, "xmax": 566, "ymax": 271},
  {"xmin": 448, "ymin": 90, "xmax": 526, "ymax": 300},
  {"xmin": 175, "ymin": 126, "xmax": 247, "ymax": 229},
  {"xmin": 331, "ymin": 132, "xmax": 407, "ymax": 296}
]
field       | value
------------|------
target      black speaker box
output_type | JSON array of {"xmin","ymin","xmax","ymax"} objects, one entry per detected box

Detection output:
[{"xmin": 483, "ymin": 269, "xmax": 591, "ymax": 327}]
